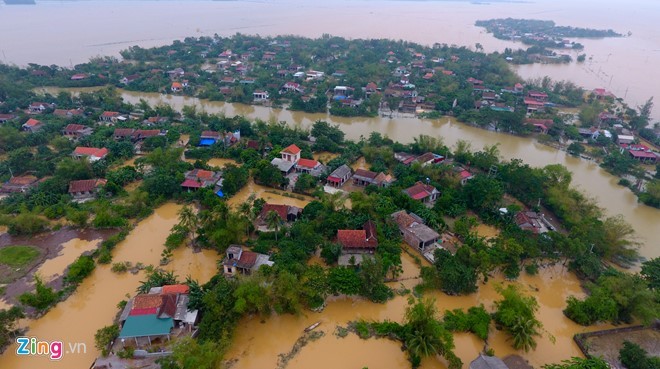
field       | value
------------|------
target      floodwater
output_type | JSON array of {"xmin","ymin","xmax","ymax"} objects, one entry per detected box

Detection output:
[
  {"xmin": 474, "ymin": 224, "xmax": 500, "ymax": 240},
  {"xmin": 37, "ymin": 86, "xmax": 659, "ymax": 259},
  {"xmin": 227, "ymin": 179, "xmax": 313, "ymax": 209},
  {"xmin": 0, "ymin": 203, "xmax": 221, "ymax": 369},
  {"xmin": 35, "ymin": 237, "xmax": 102, "ymax": 282},
  {"xmin": 2, "ymin": 0, "xmax": 659, "ymax": 121},
  {"xmin": 225, "ymin": 251, "xmax": 612, "ymax": 369}
]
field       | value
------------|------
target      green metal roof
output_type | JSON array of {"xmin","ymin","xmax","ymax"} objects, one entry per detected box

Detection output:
[{"xmin": 119, "ymin": 314, "xmax": 173, "ymax": 339}]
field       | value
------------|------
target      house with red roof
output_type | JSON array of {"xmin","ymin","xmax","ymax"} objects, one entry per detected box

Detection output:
[
  {"xmin": 70, "ymin": 73, "xmax": 89, "ymax": 81},
  {"xmin": 171, "ymin": 82, "xmax": 183, "ymax": 92},
  {"xmin": 295, "ymin": 158, "xmax": 326, "ymax": 177},
  {"xmin": 222, "ymin": 245, "xmax": 273, "ymax": 276},
  {"xmin": 281, "ymin": 82, "xmax": 304, "ymax": 94},
  {"xmin": 72, "ymin": 147, "xmax": 109, "ymax": 162},
  {"xmin": 404, "ymin": 181, "xmax": 439, "ymax": 204},
  {"xmin": 592, "ymin": 88, "xmax": 614, "ymax": 100},
  {"xmin": 99, "ymin": 111, "xmax": 125, "ymax": 124},
  {"xmin": 620, "ymin": 144, "xmax": 658, "ymax": 163},
  {"xmin": 53, "ymin": 108, "xmax": 83, "ymax": 119},
  {"xmin": 0, "ymin": 175, "xmax": 41, "ymax": 194},
  {"xmin": 457, "ymin": 169, "xmax": 474, "ymax": 186},
  {"xmin": 514, "ymin": 211, "xmax": 548, "ymax": 234},
  {"xmin": 253, "ymin": 90, "xmax": 269, "ymax": 103},
  {"xmin": 21, "ymin": 118, "xmax": 43, "ymax": 133},
  {"xmin": 68, "ymin": 179, "xmax": 107, "ymax": 201},
  {"xmin": 62, "ymin": 124, "xmax": 93, "ymax": 139},
  {"xmin": 180, "ymin": 169, "xmax": 222, "ymax": 191},
  {"xmin": 525, "ymin": 118, "xmax": 554, "ymax": 134},
  {"xmin": 352, "ymin": 169, "xmax": 394, "ymax": 187},
  {"xmin": 0, "ymin": 114, "xmax": 16, "ymax": 124},
  {"xmin": 336, "ymin": 220, "xmax": 378, "ymax": 266},
  {"xmin": 271, "ymin": 144, "xmax": 302, "ymax": 174},
  {"xmin": 256, "ymin": 203, "xmax": 302, "ymax": 231}
]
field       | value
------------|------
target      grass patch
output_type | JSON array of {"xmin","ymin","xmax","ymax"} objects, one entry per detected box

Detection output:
[{"xmin": 0, "ymin": 245, "xmax": 41, "ymax": 268}]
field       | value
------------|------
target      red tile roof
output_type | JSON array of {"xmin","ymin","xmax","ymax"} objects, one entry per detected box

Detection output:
[
  {"xmin": 172, "ymin": 82, "xmax": 183, "ymax": 89},
  {"xmin": 354, "ymin": 169, "xmax": 378, "ymax": 179},
  {"xmin": 68, "ymin": 179, "xmax": 106, "ymax": 193},
  {"xmin": 459, "ymin": 170, "xmax": 473, "ymax": 179},
  {"xmin": 74, "ymin": 147, "xmax": 108, "ymax": 158},
  {"xmin": 129, "ymin": 307, "xmax": 158, "ymax": 316},
  {"xmin": 132, "ymin": 294, "xmax": 164, "ymax": 310},
  {"xmin": 24, "ymin": 118, "xmax": 41, "ymax": 127},
  {"xmin": 161, "ymin": 284, "xmax": 189, "ymax": 295},
  {"xmin": 201, "ymin": 130, "xmax": 220, "ymax": 138},
  {"xmin": 63, "ymin": 124, "xmax": 87, "ymax": 132},
  {"xmin": 101, "ymin": 111, "xmax": 120, "ymax": 118},
  {"xmin": 281, "ymin": 144, "xmax": 301, "ymax": 155},
  {"xmin": 7, "ymin": 175, "xmax": 39, "ymax": 186},
  {"xmin": 114, "ymin": 128, "xmax": 135, "ymax": 137},
  {"xmin": 181, "ymin": 179, "xmax": 203, "ymax": 188},
  {"xmin": 296, "ymin": 158, "xmax": 319, "ymax": 169},
  {"xmin": 405, "ymin": 182, "xmax": 437, "ymax": 200},
  {"xmin": 337, "ymin": 230, "xmax": 377, "ymax": 249},
  {"xmin": 260, "ymin": 203, "xmax": 288, "ymax": 220}
]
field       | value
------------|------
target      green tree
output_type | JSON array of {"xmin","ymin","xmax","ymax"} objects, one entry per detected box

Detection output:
[
  {"xmin": 403, "ymin": 298, "xmax": 458, "ymax": 368},
  {"xmin": 178, "ymin": 205, "xmax": 198, "ymax": 246},
  {"xmin": 0, "ymin": 307, "xmax": 24, "ymax": 352},
  {"xmin": 265, "ymin": 210, "xmax": 283, "ymax": 241},
  {"xmin": 641, "ymin": 257, "xmax": 660, "ymax": 290},
  {"xmin": 233, "ymin": 277, "xmax": 270, "ymax": 316},
  {"xmin": 619, "ymin": 341, "xmax": 660, "ymax": 369},
  {"xmin": 159, "ymin": 337, "xmax": 226, "ymax": 369},
  {"xmin": 18, "ymin": 275, "xmax": 59, "ymax": 312},
  {"xmin": 492, "ymin": 284, "xmax": 543, "ymax": 352},
  {"xmin": 94, "ymin": 324, "xmax": 119, "ymax": 357},
  {"xmin": 542, "ymin": 357, "xmax": 609, "ymax": 369}
]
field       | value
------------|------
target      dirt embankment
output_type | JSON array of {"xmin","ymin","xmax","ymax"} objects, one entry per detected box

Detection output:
[{"xmin": 0, "ymin": 228, "xmax": 117, "ymax": 307}]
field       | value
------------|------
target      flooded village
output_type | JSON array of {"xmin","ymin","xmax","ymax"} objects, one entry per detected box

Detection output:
[{"xmin": 1, "ymin": 1, "xmax": 659, "ymax": 369}]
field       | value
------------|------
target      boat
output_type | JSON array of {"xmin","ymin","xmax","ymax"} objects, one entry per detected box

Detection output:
[{"xmin": 304, "ymin": 322, "xmax": 321, "ymax": 332}]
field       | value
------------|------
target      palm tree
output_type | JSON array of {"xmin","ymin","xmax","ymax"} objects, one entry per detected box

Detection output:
[
  {"xmin": 510, "ymin": 316, "xmax": 540, "ymax": 352},
  {"xmin": 265, "ymin": 210, "xmax": 283, "ymax": 241},
  {"xmin": 237, "ymin": 194, "xmax": 256, "ymax": 237},
  {"xmin": 178, "ymin": 205, "xmax": 198, "ymax": 246}
]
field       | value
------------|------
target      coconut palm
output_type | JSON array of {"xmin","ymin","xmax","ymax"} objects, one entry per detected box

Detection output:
[
  {"xmin": 510, "ymin": 316, "xmax": 540, "ymax": 352},
  {"xmin": 265, "ymin": 210, "xmax": 283, "ymax": 241},
  {"xmin": 178, "ymin": 205, "xmax": 198, "ymax": 246}
]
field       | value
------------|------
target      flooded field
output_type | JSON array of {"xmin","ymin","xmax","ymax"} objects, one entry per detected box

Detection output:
[
  {"xmin": 36, "ymin": 237, "xmax": 102, "ymax": 282},
  {"xmin": 227, "ymin": 179, "xmax": 313, "ymax": 209}
]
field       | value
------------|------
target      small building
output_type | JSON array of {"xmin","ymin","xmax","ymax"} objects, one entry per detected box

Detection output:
[
  {"xmin": 525, "ymin": 118, "xmax": 554, "ymax": 134},
  {"xmin": 404, "ymin": 181, "xmax": 439, "ymax": 204},
  {"xmin": 353, "ymin": 169, "xmax": 379, "ymax": 186},
  {"xmin": 113, "ymin": 128, "xmax": 136, "ymax": 140},
  {"xmin": 617, "ymin": 135, "xmax": 635, "ymax": 145},
  {"xmin": 62, "ymin": 124, "xmax": 93, "ymax": 139},
  {"xmin": 457, "ymin": 169, "xmax": 474, "ymax": 185},
  {"xmin": 469, "ymin": 354, "xmax": 510, "ymax": 369},
  {"xmin": 99, "ymin": 111, "xmax": 125, "ymax": 124},
  {"xmin": 21, "ymin": 118, "xmax": 43, "ymax": 132},
  {"xmin": 222, "ymin": 245, "xmax": 273, "ymax": 276},
  {"xmin": 28, "ymin": 102, "xmax": 54, "ymax": 114},
  {"xmin": 391, "ymin": 210, "xmax": 440, "ymax": 254},
  {"xmin": 412, "ymin": 152, "xmax": 444, "ymax": 166},
  {"xmin": 0, "ymin": 175, "xmax": 41, "ymax": 194},
  {"xmin": 326, "ymin": 164, "xmax": 352, "ymax": 188},
  {"xmin": 180, "ymin": 169, "xmax": 222, "ymax": 191},
  {"xmin": 120, "ymin": 74, "xmax": 140, "ymax": 84},
  {"xmin": 70, "ymin": 73, "xmax": 88, "ymax": 80},
  {"xmin": 72, "ymin": 147, "xmax": 108, "ymax": 162},
  {"xmin": 271, "ymin": 144, "xmax": 301, "ymax": 175},
  {"xmin": 295, "ymin": 158, "xmax": 326, "ymax": 177},
  {"xmin": 514, "ymin": 211, "xmax": 548, "ymax": 234},
  {"xmin": 394, "ymin": 152, "xmax": 418, "ymax": 165},
  {"xmin": 199, "ymin": 131, "xmax": 221, "ymax": 146},
  {"xmin": 337, "ymin": 220, "xmax": 378, "ymax": 266},
  {"xmin": 253, "ymin": 90, "xmax": 269, "ymax": 102},
  {"xmin": 256, "ymin": 203, "xmax": 302, "ymax": 231},
  {"xmin": 0, "ymin": 114, "xmax": 16, "ymax": 124},
  {"xmin": 53, "ymin": 108, "xmax": 83, "ymax": 119},
  {"xmin": 171, "ymin": 82, "xmax": 183, "ymax": 92},
  {"xmin": 281, "ymin": 82, "xmax": 304, "ymax": 94},
  {"xmin": 68, "ymin": 179, "xmax": 107, "ymax": 201}
]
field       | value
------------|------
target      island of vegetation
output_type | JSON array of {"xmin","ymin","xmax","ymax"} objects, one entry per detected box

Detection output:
[
  {"xmin": 0, "ymin": 34, "xmax": 658, "ymax": 369},
  {"xmin": 476, "ymin": 18, "xmax": 623, "ymax": 64}
]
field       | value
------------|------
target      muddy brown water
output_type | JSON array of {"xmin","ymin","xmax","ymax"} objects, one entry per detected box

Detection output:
[{"xmin": 0, "ymin": 203, "xmax": 223, "ymax": 369}]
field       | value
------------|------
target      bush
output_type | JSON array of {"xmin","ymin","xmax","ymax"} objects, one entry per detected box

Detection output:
[
  {"xmin": 65, "ymin": 255, "xmax": 95, "ymax": 285},
  {"xmin": 18, "ymin": 276, "xmax": 59, "ymax": 312},
  {"xmin": 8, "ymin": 213, "xmax": 48, "ymax": 235},
  {"xmin": 94, "ymin": 324, "xmax": 119, "ymax": 357}
]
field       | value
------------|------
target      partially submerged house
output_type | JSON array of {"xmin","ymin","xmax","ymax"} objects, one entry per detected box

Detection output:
[
  {"xmin": 72, "ymin": 147, "xmax": 108, "ymax": 162},
  {"xmin": 469, "ymin": 354, "xmax": 511, "ymax": 369},
  {"xmin": 326, "ymin": 164, "xmax": 352, "ymax": 188},
  {"xmin": 391, "ymin": 210, "xmax": 441, "ymax": 261},
  {"xmin": 222, "ymin": 245, "xmax": 274, "ymax": 276},
  {"xmin": 118, "ymin": 284, "xmax": 198, "ymax": 347},
  {"xmin": 180, "ymin": 169, "xmax": 222, "ymax": 191},
  {"xmin": 336, "ymin": 220, "xmax": 378, "ymax": 266},
  {"xmin": 404, "ymin": 181, "xmax": 439, "ymax": 204},
  {"xmin": 68, "ymin": 179, "xmax": 107, "ymax": 201}
]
